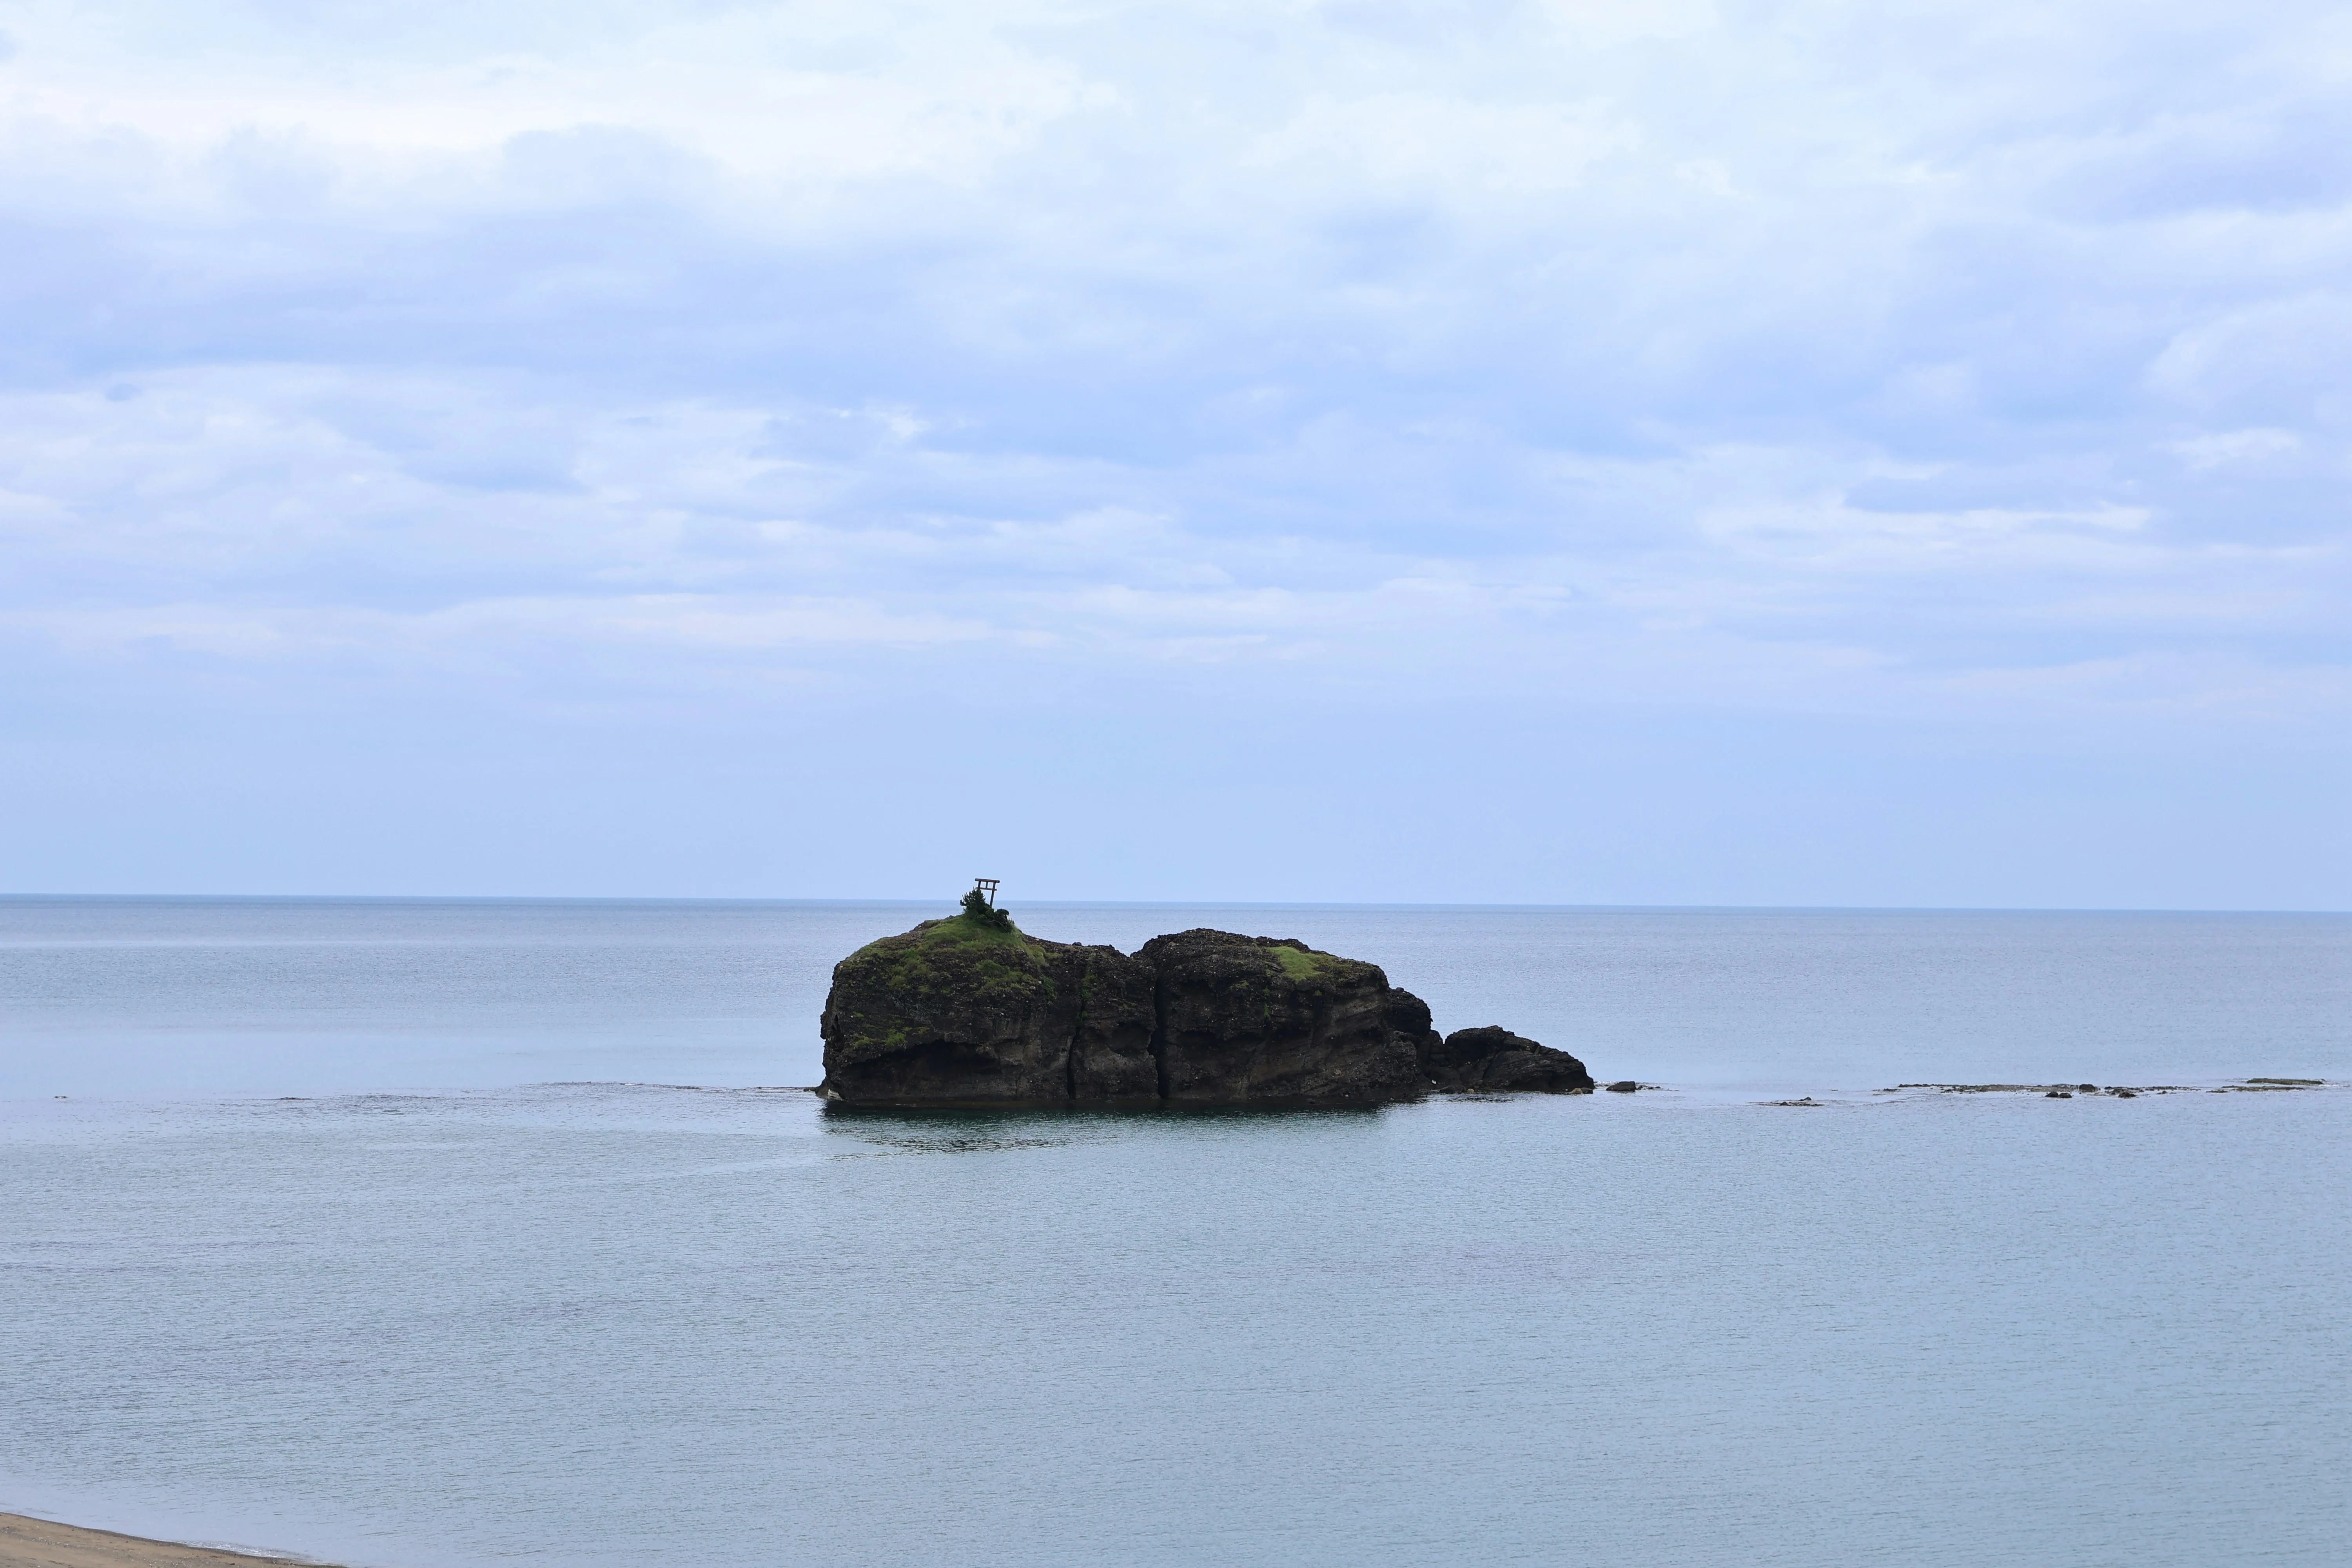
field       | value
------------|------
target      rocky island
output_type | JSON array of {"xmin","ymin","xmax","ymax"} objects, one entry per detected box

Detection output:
[{"xmin": 817, "ymin": 890, "xmax": 1593, "ymax": 1107}]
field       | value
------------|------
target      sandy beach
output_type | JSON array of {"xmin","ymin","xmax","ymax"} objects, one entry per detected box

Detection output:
[{"xmin": 0, "ymin": 1514, "xmax": 340, "ymax": 1568}]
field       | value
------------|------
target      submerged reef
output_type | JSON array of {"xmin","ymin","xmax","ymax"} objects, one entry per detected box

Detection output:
[
  {"xmin": 817, "ymin": 905, "xmax": 1592, "ymax": 1107},
  {"xmin": 1878, "ymin": 1080, "xmax": 2332, "ymax": 1097}
]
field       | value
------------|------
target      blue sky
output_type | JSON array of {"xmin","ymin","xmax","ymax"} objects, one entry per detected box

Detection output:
[{"xmin": 1, "ymin": 0, "xmax": 2345, "ymax": 906}]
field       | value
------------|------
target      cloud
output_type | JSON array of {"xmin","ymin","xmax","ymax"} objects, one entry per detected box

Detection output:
[{"xmin": 0, "ymin": 0, "xmax": 2346, "ymax": 898}]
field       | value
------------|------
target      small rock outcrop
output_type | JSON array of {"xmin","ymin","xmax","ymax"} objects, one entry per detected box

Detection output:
[
  {"xmin": 817, "ymin": 907, "xmax": 1581, "ymax": 1108},
  {"xmin": 1423, "ymin": 1026, "xmax": 1594, "ymax": 1094}
]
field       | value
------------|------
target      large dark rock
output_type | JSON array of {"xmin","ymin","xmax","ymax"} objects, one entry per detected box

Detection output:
[
  {"xmin": 818, "ymin": 914, "xmax": 1445, "ymax": 1107},
  {"xmin": 1424, "ymin": 1026, "xmax": 1594, "ymax": 1094},
  {"xmin": 818, "ymin": 916, "xmax": 1156, "ymax": 1104},
  {"xmin": 1140, "ymin": 929, "xmax": 1434, "ymax": 1104}
]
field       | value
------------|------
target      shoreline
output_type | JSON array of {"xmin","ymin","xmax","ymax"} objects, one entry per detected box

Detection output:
[{"xmin": 0, "ymin": 1513, "xmax": 344, "ymax": 1568}]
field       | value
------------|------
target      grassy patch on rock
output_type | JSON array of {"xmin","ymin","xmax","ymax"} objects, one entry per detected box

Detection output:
[
  {"xmin": 1269, "ymin": 944, "xmax": 1330, "ymax": 982},
  {"xmin": 1267, "ymin": 942, "xmax": 1366, "ymax": 985},
  {"xmin": 826, "ymin": 911, "xmax": 1067, "ymax": 1063}
]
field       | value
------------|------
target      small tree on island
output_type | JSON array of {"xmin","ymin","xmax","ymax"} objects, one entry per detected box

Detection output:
[{"xmin": 960, "ymin": 881, "xmax": 1013, "ymax": 930}]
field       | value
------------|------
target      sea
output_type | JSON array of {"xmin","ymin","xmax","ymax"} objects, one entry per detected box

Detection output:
[{"xmin": 2, "ymin": 897, "xmax": 2347, "ymax": 1568}]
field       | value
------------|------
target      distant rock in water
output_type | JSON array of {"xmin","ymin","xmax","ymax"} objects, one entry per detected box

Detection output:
[
  {"xmin": 1423, "ymin": 1026, "xmax": 1594, "ymax": 1094},
  {"xmin": 817, "ymin": 908, "xmax": 1583, "ymax": 1107}
]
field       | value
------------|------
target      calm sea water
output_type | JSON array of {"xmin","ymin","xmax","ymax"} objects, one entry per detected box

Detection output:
[{"xmin": 2, "ymin": 898, "xmax": 2348, "ymax": 1567}]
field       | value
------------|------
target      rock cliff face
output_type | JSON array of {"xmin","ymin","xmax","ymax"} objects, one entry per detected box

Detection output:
[
  {"xmin": 1141, "ymin": 928, "xmax": 1432, "ymax": 1103},
  {"xmin": 818, "ymin": 916, "xmax": 1156, "ymax": 1104},
  {"xmin": 818, "ymin": 911, "xmax": 1593, "ymax": 1107}
]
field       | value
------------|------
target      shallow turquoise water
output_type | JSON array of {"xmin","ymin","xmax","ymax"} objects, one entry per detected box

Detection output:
[{"xmin": 2, "ymin": 900, "xmax": 2347, "ymax": 1566}]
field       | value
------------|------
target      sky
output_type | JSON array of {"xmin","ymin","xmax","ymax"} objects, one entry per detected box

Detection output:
[{"xmin": 0, "ymin": 0, "xmax": 2346, "ymax": 907}]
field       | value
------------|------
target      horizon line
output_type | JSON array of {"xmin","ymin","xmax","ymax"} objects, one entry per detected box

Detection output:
[{"xmin": 2, "ymin": 893, "xmax": 2344, "ymax": 917}]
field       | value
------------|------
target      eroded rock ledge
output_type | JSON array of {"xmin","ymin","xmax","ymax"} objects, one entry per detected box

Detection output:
[{"xmin": 818, "ymin": 911, "xmax": 1593, "ymax": 1106}]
